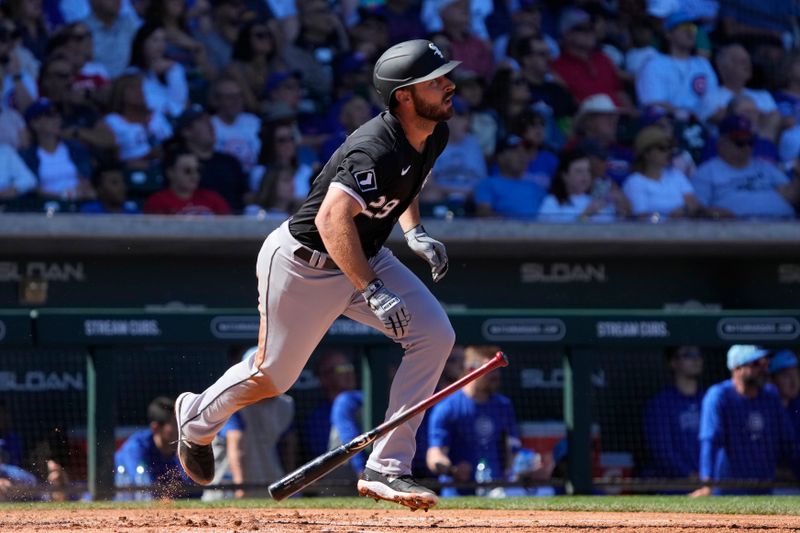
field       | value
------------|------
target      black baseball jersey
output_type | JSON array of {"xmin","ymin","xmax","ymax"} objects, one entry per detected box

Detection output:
[{"xmin": 289, "ymin": 111, "xmax": 449, "ymax": 258}]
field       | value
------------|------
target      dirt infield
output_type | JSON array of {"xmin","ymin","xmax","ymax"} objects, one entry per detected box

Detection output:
[{"xmin": 3, "ymin": 507, "xmax": 800, "ymax": 532}]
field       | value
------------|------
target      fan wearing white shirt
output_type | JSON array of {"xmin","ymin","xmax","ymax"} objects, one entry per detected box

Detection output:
[
  {"xmin": 129, "ymin": 23, "xmax": 189, "ymax": 118},
  {"xmin": 210, "ymin": 76, "xmax": 261, "ymax": 173},
  {"xmin": 538, "ymin": 150, "xmax": 622, "ymax": 223},
  {"xmin": 20, "ymin": 98, "xmax": 95, "ymax": 201},
  {"xmin": 623, "ymin": 126, "xmax": 701, "ymax": 220}
]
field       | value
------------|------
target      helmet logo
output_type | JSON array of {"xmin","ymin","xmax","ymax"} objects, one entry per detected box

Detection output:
[{"xmin": 428, "ymin": 42, "xmax": 444, "ymax": 59}]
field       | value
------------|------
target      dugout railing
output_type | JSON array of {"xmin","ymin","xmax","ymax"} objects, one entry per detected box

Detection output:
[{"xmin": 2, "ymin": 307, "xmax": 798, "ymax": 500}]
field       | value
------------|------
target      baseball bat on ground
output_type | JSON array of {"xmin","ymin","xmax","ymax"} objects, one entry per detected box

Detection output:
[{"xmin": 268, "ymin": 351, "xmax": 509, "ymax": 501}]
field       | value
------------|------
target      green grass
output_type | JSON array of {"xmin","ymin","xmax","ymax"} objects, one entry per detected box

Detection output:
[{"xmin": 2, "ymin": 496, "xmax": 800, "ymax": 515}]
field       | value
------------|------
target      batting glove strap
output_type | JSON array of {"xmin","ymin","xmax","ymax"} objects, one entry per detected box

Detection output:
[
  {"xmin": 361, "ymin": 278, "xmax": 411, "ymax": 337},
  {"xmin": 404, "ymin": 224, "xmax": 449, "ymax": 283}
]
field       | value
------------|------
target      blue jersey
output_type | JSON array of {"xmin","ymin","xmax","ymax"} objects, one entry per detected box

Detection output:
[
  {"xmin": 114, "ymin": 429, "xmax": 185, "ymax": 494},
  {"xmin": 219, "ymin": 412, "xmax": 244, "ymax": 438},
  {"xmin": 699, "ymin": 380, "xmax": 799, "ymax": 494},
  {"xmin": 643, "ymin": 385, "xmax": 703, "ymax": 478},
  {"xmin": 330, "ymin": 390, "xmax": 365, "ymax": 473},
  {"xmin": 428, "ymin": 390, "xmax": 518, "ymax": 495}
]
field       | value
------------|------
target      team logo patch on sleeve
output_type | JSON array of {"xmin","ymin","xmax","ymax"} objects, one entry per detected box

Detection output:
[{"xmin": 354, "ymin": 169, "xmax": 378, "ymax": 192}]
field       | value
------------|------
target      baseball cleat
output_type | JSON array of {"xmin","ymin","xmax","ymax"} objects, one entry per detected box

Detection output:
[
  {"xmin": 175, "ymin": 392, "xmax": 215, "ymax": 485},
  {"xmin": 357, "ymin": 467, "xmax": 438, "ymax": 511}
]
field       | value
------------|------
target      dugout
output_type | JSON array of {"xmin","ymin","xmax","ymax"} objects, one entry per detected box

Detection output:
[{"xmin": 1, "ymin": 215, "xmax": 799, "ymax": 499}]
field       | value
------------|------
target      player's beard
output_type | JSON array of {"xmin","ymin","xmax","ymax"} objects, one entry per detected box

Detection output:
[{"xmin": 411, "ymin": 92, "xmax": 454, "ymax": 122}]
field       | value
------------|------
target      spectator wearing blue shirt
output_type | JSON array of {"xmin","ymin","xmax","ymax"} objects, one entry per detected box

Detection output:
[
  {"xmin": 474, "ymin": 135, "xmax": 546, "ymax": 219},
  {"xmin": 300, "ymin": 349, "xmax": 356, "ymax": 462},
  {"xmin": 692, "ymin": 345, "xmax": 800, "ymax": 496},
  {"xmin": 80, "ymin": 165, "xmax": 141, "ymax": 214},
  {"xmin": 115, "ymin": 396, "xmax": 186, "ymax": 500},
  {"xmin": 426, "ymin": 345, "xmax": 521, "ymax": 496},
  {"xmin": 643, "ymin": 346, "xmax": 704, "ymax": 479},
  {"xmin": 330, "ymin": 390, "xmax": 366, "ymax": 477}
]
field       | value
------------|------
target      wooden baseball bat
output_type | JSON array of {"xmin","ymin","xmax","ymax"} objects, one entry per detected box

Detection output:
[{"xmin": 268, "ymin": 351, "xmax": 509, "ymax": 501}]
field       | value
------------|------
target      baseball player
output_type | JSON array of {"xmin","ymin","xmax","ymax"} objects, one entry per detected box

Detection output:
[{"xmin": 174, "ymin": 39, "xmax": 460, "ymax": 511}]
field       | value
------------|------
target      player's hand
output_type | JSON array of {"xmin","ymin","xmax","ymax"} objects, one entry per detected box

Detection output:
[
  {"xmin": 404, "ymin": 225, "xmax": 448, "ymax": 283},
  {"xmin": 361, "ymin": 278, "xmax": 411, "ymax": 338}
]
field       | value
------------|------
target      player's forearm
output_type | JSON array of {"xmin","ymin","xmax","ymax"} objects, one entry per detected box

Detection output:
[{"xmin": 317, "ymin": 201, "xmax": 376, "ymax": 291}]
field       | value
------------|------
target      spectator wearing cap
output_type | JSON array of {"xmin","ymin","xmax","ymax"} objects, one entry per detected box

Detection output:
[
  {"xmin": 550, "ymin": 7, "xmax": 630, "ymax": 110},
  {"xmin": 509, "ymin": 34, "xmax": 576, "ymax": 130},
  {"xmin": 19, "ymin": 98, "xmax": 95, "ymax": 201},
  {"xmin": 693, "ymin": 114, "xmax": 799, "ymax": 219},
  {"xmin": 770, "ymin": 350, "xmax": 800, "ymax": 421},
  {"xmin": 537, "ymin": 149, "xmax": 622, "ymax": 222},
  {"xmin": 474, "ymin": 134, "xmax": 546, "ymax": 219},
  {"xmin": 568, "ymin": 94, "xmax": 632, "ymax": 184},
  {"xmin": 210, "ymin": 76, "xmax": 261, "ymax": 174},
  {"xmin": 642, "ymin": 346, "xmax": 705, "ymax": 480},
  {"xmin": 640, "ymin": 105, "xmax": 698, "ymax": 177},
  {"xmin": 624, "ymin": 125, "xmax": 700, "ymax": 220},
  {"xmin": 79, "ymin": 164, "xmax": 141, "ymax": 214},
  {"xmin": 700, "ymin": 44, "xmax": 779, "ymax": 140},
  {"xmin": 128, "ymin": 23, "xmax": 189, "ymax": 119},
  {"xmin": 98, "ymin": 73, "xmax": 173, "ymax": 168},
  {"xmin": 83, "ymin": 0, "xmax": 142, "ymax": 79},
  {"xmin": 143, "ymin": 143, "xmax": 231, "ymax": 215},
  {"xmin": 701, "ymin": 94, "xmax": 779, "ymax": 165},
  {"xmin": 423, "ymin": 95, "xmax": 486, "ymax": 214},
  {"xmin": 636, "ymin": 11, "xmax": 718, "ymax": 122},
  {"xmin": 114, "ymin": 396, "xmax": 187, "ymax": 500},
  {"xmin": 692, "ymin": 345, "xmax": 800, "ymax": 496},
  {"xmin": 225, "ymin": 20, "xmax": 287, "ymax": 114},
  {"xmin": 174, "ymin": 104, "xmax": 249, "ymax": 213},
  {"xmin": 262, "ymin": 70, "xmax": 303, "ymax": 118}
]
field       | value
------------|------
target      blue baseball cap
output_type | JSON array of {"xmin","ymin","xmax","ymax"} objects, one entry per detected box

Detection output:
[
  {"xmin": 769, "ymin": 349, "xmax": 798, "ymax": 374},
  {"xmin": 664, "ymin": 10, "xmax": 697, "ymax": 31},
  {"xmin": 265, "ymin": 70, "xmax": 301, "ymax": 93},
  {"xmin": 727, "ymin": 345, "xmax": 769, "ymax": 370},
  {"xmin": 24, "ymin": 98, "xmax": 56, "ymax": 123}
]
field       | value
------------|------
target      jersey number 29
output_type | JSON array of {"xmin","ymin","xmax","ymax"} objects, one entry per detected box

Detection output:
[{"xmin": 363, "ymin": 196, "xmax": 400, "ymax": 219}]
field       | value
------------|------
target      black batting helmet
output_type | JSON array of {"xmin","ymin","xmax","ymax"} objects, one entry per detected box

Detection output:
[{"xmin": 373, "ymin": 39, "xmax": 461, "ymax": 108}]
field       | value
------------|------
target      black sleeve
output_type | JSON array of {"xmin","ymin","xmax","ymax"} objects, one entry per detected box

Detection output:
[{"xmin": 330, "ymin": 149, "xmax": 385, "ymax": 209}]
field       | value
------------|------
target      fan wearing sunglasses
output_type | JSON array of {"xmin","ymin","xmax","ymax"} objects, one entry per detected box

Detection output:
[
  {"xmin": 692, "ymin": 114, "xmax": 800, "ymax": 219},
  {"xmin": 623, "ymin": 125, "xmax": 701, "ymax": 220}
]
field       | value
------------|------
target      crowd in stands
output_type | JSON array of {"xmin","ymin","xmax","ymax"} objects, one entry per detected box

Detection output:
[{"xmin": 0, "ymin": 0, "xmax": 797, "ymax": 220}]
